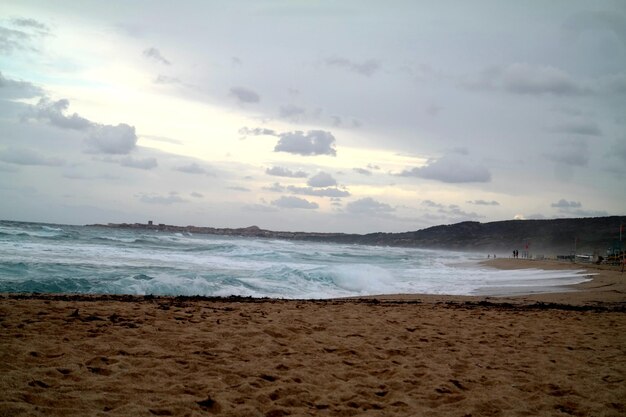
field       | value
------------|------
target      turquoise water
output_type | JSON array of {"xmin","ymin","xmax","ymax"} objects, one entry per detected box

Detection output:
[{"xmin": 0, "ymin": 220, "xmax": 590, "ymax": 298}]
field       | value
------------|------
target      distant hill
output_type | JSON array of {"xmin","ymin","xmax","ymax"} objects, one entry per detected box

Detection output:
[
  {"xmin": 96, "ymin": 216, "xmax": 626, "ymax": 255},
  {"xmin": 344, "ymin": 217, "xmax": 626, "ymax": 255}
]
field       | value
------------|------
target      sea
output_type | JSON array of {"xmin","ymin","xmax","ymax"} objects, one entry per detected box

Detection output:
[{"xmin": 0, "ymin": 220, "xmax": 591, "ymax": 299}]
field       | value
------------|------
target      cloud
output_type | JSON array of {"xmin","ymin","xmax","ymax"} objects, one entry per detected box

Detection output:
[
  {"xmin": 0, "ymin": 26, "xmax": 34, "ymax": 54},
  {"xmin": 263, "ymin": 182, "xmax": 286, "ymax": 192},
  {"xmin": 353, "ymin": 167, "xmax": 372, "ymax": 176},
  {"xmin": 325, "ymin": 57, "xmax": 381, "ymax": 76},
  {"xmin": 240, "ymin": 127, "xmax": 278, "ymax": 137},
  {"xmin": 143, "ymin": 47, "xmax": 170, "ymax": 65},
  {"xmin": 0, "ymin": 147, "xmax": 64, "ymax": 166},
  {"xmin": 138, "ymin": 192, "xmax": 186, "ymax": 205},
  {"xmin": 242, "ymin": 204, "xmax": 278, "ymax": 213},
  {"xmin": 467, "ymin": 200, "xmax": 500, "ymax": 206},
  {"xmin": 154, "ymin": 75, "xmax": 180, "ymax": 85},
  {"xmin": 190, "ymin": 192, "xmax": 204, "ymax": 198},
  {"xmin": 307, "ymin": 172, "xmax": 337, "ymax": 187},
  {"xmin": 462, "ymin": 63, "xmax": 587, "ymax": 96},
  {"xmin": 271, "ymin": 196, "xmax": 318, "ymax": 209},
  {"xmin": 549, "ymin": 122, "xmax": 602, "ymax": 136},
  {"xmin": 0, "ymin": 72, "xmax": 44, "ymax": 99},
  {"xmin": 31, "ymin": 98, "xmax": 92, "ymax": 130},
  {"xmin": 173, "ymin": 162, "xmax": 210, "ymax": 175},
  {"xmin": 545, "ymin": 138, "xmax": 588, "ymax": 166},
  {"xmin": 11, "ymin": 18, "xmax": 50, "ymax": 33},
  {"xmin": 120, "ymin": 156, "xmax": 158, "ymax": 170},
  {"xmin": 265, "ymin": 166, "xmax": 308, "ymax": 178},
  {"xmin": 279, "ymin": 104, "xmax": 306, "ymax": 119},
  {"xmin": 230, "ymin": 86, "xmax": 260, "ymax": 103},
  {"xmin": 346, "ymin": 197, "xmax": 394, "ymax": 215},
  {"xmin": 551, "ymin": 199, "xmax": 582, "ymax": 209},
  {"xmin": 274, "ymin": 130, "xmax": 337, "ymax": 156},
  {"xmin": 422, "ymin": 200, "xmax": 444, "ymax": 208},
  {"xmin": 562, "ymin": 11, "xmax": 626, "ymax": 44},
  {"xmin": 85, "ymin": 123, "xmax": 137, "ymax": 154},
  {"xmin": 227, "ymin": 186, "xmax": 251, "ymax": 192},
  {"xmin": 397, "ymin": 154, "xmax": 491, "ymax": 183},
  {"xmin": 287, "ymin": 186, "xmax": 350, "ymax": 198}
]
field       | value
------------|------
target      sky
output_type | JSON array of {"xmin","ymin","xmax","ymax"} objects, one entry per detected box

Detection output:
[{"xmin": 0, "ymin": 1, "xmax": 625, "ymax": 233}]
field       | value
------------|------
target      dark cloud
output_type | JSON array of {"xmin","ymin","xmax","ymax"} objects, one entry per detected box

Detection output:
[
  {"xmin": 173, "ymin": 163, "xmax": 209, "ymax": 175},
  {"xmin": 190, "ymin": 192, "xmax": 204, "ymax": 198},
  {"xmin": 549, "ymin": 122, "xmax": 602, "ymax": 136},
  {"xmin": 263, "ymin": 182, "xmax": 286, "ymax": 192},
  {"xmin": 462, "ymin": 63, "xmax": 587, "ymax": 96},
  {"xmin": 271, "ymin": 196, "xmax": 318, "ymax": 209},
  {"xmin": 239, "ymin": 127, "xmax": 278, "ymax": 137},
  {"xmin": 143, "ymin": 47, "xmax": 170, "ymax": 65},
  {"xmin": 551, "ymin": 199, "xmax": 582, "ymax": 209},
  {"xmin": 562, "ymin": 11, "xmax": 626, "ymax": 44},
  {"xmin": 274, "ymin": 130, "xmax": 337, "ymax": 156},
  {"xmin": 287, "ymin": 186, "xmax": 350, "ymax": 198},
  {"xmin": 0, "ymin": 72, "xmax": 43, "ymax": 99},
  {"xmin": 120, "ymin": 156, "xmax": 158, "ymax": 170},
  {"xmin": 325, "ymin": 57, "xmax": 381, "ymax": 76},
  {"xmin": 545, "ymin": 139, "xmax": 588, "ymax": 166},
  {"xmin": 11, "ymin": 18, "xmax": 50, "ymax": 33},
  {"xmin": 265, "ymin": 166, "xmax": 308, "ymax": 178},
  {"xmin": 0, "ymin": 26, "xmax": 32, "ymax": 54},
  {"xmin": 154, "ymin": 75, "xmax": 180, "ymax": 85},
  {"xmin": 30, "ymin": 98, "xmax": 92, "ymax": 130},
  {"xmin": 241, "ymin": 203, "xmax": 278, "ymax": 213},
  {"xmin": 227, "ymin": 186, "xmax": 251, "ymax": 192},
  {"xmin": 307, "ymin": 172, "xmax": 337, "ymax": 187},
  {"xmin": 85, "ymin": 124, "xmax": 137, "ymax": 154},
  {"xmin": 467, "ymin": 200, "xmax": 500, "ymax": 206},
  {"xmin": 353, "ymin": 167, "xmax": 372, "ymax": 176},
  {"xmin": 397, "ymin": 154, "xmax": 491, "ymax": 183},
  {"xmin": 279, "ymin": 104, "xmax": 306, "ymax": 119},
  {"xmin": 230, "ymin": 86, "xmax": 260, "ymax": 103},
  {"xmin": 0, "ymin": 147, "xmax": 64, "ymax": 166},
  {"xmin": 138, "ymin": 193, "xmax": 186, "ymax": 205},
  {"xmin": 346, "ymin": 197, "xmax": 394, "ymax": 215},
  {"xmin": 421, "ymin": 200, "xmax": 444, "ymax": 208}
]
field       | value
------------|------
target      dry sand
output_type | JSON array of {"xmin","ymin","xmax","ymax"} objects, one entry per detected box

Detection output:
[{"xmin": 1, "ymin": 259, "xmax": 625, "ymax": 416}]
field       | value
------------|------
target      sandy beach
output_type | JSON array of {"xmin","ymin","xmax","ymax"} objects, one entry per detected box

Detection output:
[{"xmin": 1, "ymin": 259, "xmax": 625, "ymax": 416}]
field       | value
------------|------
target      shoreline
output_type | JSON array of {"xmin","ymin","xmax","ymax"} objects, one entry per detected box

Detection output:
[
  {"xmin": 1, "ymin": 259, "xmax": 624, "ymax": 416},
  {"xmin": 1, "ymin": 257, "xmax": 624, "ymax": 308}
]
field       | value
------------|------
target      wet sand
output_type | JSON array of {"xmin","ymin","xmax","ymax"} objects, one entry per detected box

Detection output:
[{"xmin": 1, "ymin": 259, "xmax": 625, "ymax": 416}]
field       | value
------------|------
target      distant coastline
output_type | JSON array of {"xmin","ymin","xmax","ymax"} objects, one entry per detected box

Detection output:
[{"xmin": 90, "ymin": 215, "xmax": 626, "ymax": 255}]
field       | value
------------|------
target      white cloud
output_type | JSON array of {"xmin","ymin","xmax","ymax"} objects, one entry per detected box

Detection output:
[
  {"xmin": 271, "ymin": 196, "xmax": 318, "ymax": 209},
  {"xmin": 85, "ymin": 123, "xmax": 137, "ymax": 154},
  {"xmin": 274, "ymin": 130, "xmax": 337, "ymax": 156}
]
